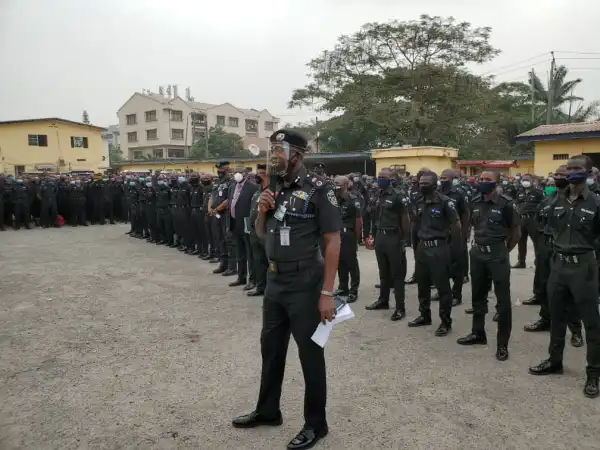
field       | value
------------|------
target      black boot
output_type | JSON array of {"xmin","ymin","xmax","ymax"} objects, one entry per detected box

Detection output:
[{"xmin": 365, "ymin": 299, "xmax": 389, "ymax": 310}]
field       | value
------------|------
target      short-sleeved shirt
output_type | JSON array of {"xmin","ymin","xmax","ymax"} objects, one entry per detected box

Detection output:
[
  {"xmin": 547, "ymin": 186, "xmax": 600, "ymax": 255},
  {"xmin": 340, "ymin": 194, "xmax": 362, "ymax": 230},
  {"xmin": 516, "ymin": 187, "xmax": 544, "ymax": 215},
  {"xmin": 265, "ymin": 166, "xmax": 341, "ymax": 262},
  {"xmin": 376, "ymin": 186, "xmax": 408, "ymax": 232},
  {"xmin": 470, "ymin": 193, "xmax": 520, "ymax": 245},
  {"xmin": 442, "ymin": 187, "xmax": 469, "ymax": 221},
  {"xmin": 416, "ymin": 191, "xmax": 459, "ymax": 241}
]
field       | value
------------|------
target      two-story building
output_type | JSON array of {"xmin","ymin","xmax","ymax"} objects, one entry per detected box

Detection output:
[
  {"xmin": 0, "ymin": 118, "xmax": 108, "ymax": 176},
  {"xmin": 117, "ymin": 92, "xmax": 279, "ymax": 161}
]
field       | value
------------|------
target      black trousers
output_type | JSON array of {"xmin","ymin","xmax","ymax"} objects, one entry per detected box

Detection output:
[
  {"xmin": 70, "ymin": 200, "xmax": 86, "ymax": 225},
  {"xmin": 0, "ymin": 200, "xmax": 4, "ymax": 229},
  {"xmin": 206, "ymin": 214, "xmax": 217, "ymax": 257},
  {"xmin": 14, "ymin": 202, "xmax": 30, "ymax": 229},
  {"xmin": 145, "ymin": 204, "xmax": 157, "ymax": 240},
  {"xmin": 221, "ymin": 222, "xmax": 236, "ymax": 271},
  {"xmin": 547, "ymin": 252, "xmax": 600, "ymax": 376},
  {"xmin": 250, "ymin": 233, "xmax": 268, "ymax": 291},
  {"xmin": 517, "ymin": 216, "xmax": 539, "ymax": 264},
  {"xmin": 470, "ymin": 245, "xmax": 512, "ymax": 347},
  {"xmin": 233, "ymin": 231, "xmax": 250, "ymax": 280},
  {"xmin": 256, "ymin": 260, "xmax": 326, "ymax": 429},
  {"xmin": 137, "ymin": 203, "xmax": 147, "ymax": 235},
  {"xmin": 92, "ymin": 198, "xmax": 105, "ymax": 224},
  {"xmin": 190, "ymin": 208, "xmax": 203, "ymax": 250},
  {"xmin": 338, "ymin": 230, "xmax": 360, "ymax": 295},
  {"xmin": 416, "ymin": 243, "xmax": 452, "ymax": 324},
  {"xmin": 40, "ymin": 199, "xmax": 57, "ymax": 227},
  {"xmin": 374, "ymin": 230, "xmax": 407, "ymax": 309},
  {"xmin": 157, "ymin": 207, "xmax": 174, "ymax": 244},
  {"xmin": 362, "ymin": 212, "xmax": 372, "ymax": 239}
]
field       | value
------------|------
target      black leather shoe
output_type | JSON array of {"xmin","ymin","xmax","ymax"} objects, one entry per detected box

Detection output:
[
  {"xmin": 457, "ymin": 333, "xmax": 487, "ymax": 345},
  {"xmin": 493, "ymin": 312, "xmax": 499, "ymax": 322},
  {"xmin": 496, "ymin": 345, "xmax": 509, "ymax": 361},
  {"xmin": 524, "ymin": 318, "xmax": 551, "ymax": 332},
  {"xmin": 243, "ymin": 283, "xmax": 255, "ymax": 291},
  {"xmin": 168, "ymin": 243, "xmax": 178, "ymax": 248},
  {"xmin": 529, "ymin": 359, "xmax": 564, "ymax": 375},
  {"xmin": 405, "ymin": 275, "xmax": 417, "ymax": 284},
  {"xmin": 287, "ymin": 426, "xmax": 328, "ymax": 450},
  {"xmin": 125, "ymin": 231, "xmax": 132, "ymax": 235},
  {"xmin": 222, "ymin": 269, "xmax": 237, "ymax": 277},
  {"xmin": 178, "ymin": 246, "xmax": 186, "ymax": 251},
  {"xmin": 512, "ymin": 261, "xmax": 526, "ymax": 269},
  {"xmin": 247, "ymin": 289, "xmax": 265, "ymax": 297},
  {"xmin": 231, "ymin": 411, "xmax": 283, "ymax": 429},
  {"xmin": 374, "ymin": 284, "xmax": 380, "ymax": 289},
  {"xmin": 209, "ymin": 258, "xmax": 220, "ymax": 264},
  {"xmin": 390, "ymin": 309, "xmax": 406, "ymax": 321},
  {"xmin": 452, "ymin": 298, "xmax": 462, "ymax": 307},
  {"xmin": 571, "ymin": 333, "xmax": 584, "ymax": 348},
  {"xmin": 523, "ymin": 296, "xmax": 540, "ymax": 306},
  {"xmin": 213, "ymin": 267, "xmax": 226, "ymax": 274},
  {"xmin": 347, "ymin": 293, "xmax": 358, "ymax": 303},
  {"xmin": 435, "ymin": 323, "xmax": 451, "ymax": 336},
  {"xmin": 408, "ymin": 316, "xmax": 432, "ymax": 327},
  {"xmin": 229, "ymin": 278, "xmax": 246, "ymax": 287},
  {"xmin": 365, "ymin": 299, "xmax": 389, "ymax": 310},
  {"xmin": 584, "ymin": 376, "xmax": 599, "ymax": 398},
  {"xmin": 464, "ymin": 308, "xmax": 474, "ymax": 314},
  {"xmin": 333, "ymin": 288, "xmax": 345, "ymax": 296}
]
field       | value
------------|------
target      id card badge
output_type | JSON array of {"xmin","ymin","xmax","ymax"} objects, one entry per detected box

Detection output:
[
  {"xmin": 280, "ymin": 226, "xmax": 291, "ymax": 246},
  {"xmin": 274, "ymin": 202, "xmax": 288, "ymax": 222}
]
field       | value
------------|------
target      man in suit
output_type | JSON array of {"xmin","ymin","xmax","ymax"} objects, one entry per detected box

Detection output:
[{"xmin": 227, "ymin": 166, "xmax": 259, "ymax": 289}]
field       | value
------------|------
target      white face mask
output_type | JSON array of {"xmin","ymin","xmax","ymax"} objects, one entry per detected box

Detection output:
[
  {"xmin": 233, "ymin": 172, "xmax": 243, "ymax": 183},
  {"xmin": 521, "ymin": 180, "xmax": 531, "ymax": 188}
]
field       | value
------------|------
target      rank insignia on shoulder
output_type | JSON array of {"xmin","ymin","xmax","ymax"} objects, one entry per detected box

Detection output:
[
  {"xmin": 354, "ymin": 201, "xmax": 361, "ymax": 209},
  {"xmin": 316, "ymin": 180, "xmax": 323, "ymax": 187},
  {"xmin": 448, "ymin": 200, "xmax": 456, "ymax": 209},
  {"xmin": 327, "ymin": 190, "xmax": 338, "ymax": 207}
]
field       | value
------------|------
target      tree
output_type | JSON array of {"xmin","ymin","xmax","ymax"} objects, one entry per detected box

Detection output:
[
  {"xmin": 82, "ymin": 110, "xmax": 90, "ymax": 124},
  {"xmin": 108, "ymin": 144, "xmax": 124, "ymax": 165},
  {"xmin": 190, "ymin": 126, "xmax": 245, "ymax": 159}
]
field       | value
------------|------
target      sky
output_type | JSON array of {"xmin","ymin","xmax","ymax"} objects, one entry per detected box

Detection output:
[{"xmin": 1, "ymin": 0, "xmax": 599, "ymax": 127}]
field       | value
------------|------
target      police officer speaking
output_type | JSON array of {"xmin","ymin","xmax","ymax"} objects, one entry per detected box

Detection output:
[
  {"xmin": 529, "ymin": 155, "xmax": 600, "ymax": 399},
  {"xmin": 457, "ymin": 171, "xmax": 520, "ymax": 362},
  {"xmin": 232, "ymin": 129, "xmax": 341, "ymax": 450}
]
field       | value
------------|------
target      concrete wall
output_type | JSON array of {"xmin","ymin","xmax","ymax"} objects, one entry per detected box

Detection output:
[
  {"xmin": 534, "ymin": 138, "xmax": 600, "ymax": 175},
  {"xmin": 372, "ymin": 147, "xmax": 458, "ymax": 176}
]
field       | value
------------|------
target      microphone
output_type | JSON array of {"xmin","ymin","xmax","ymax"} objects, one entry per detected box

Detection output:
[{"xmin": 268, "ymin": 165, "xmax": 279, "ymax": 195}]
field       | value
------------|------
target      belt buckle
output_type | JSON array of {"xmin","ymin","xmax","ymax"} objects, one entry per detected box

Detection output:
[
  {"xmin": 572, "ymin": 255, "xmax": 579, "ymax": 264},
  {"xmin": 269, "ymin": 262, "xmax": 276, "ymax": 273}
]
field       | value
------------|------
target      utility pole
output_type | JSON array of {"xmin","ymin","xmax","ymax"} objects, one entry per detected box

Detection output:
[
  {"xmin": 315, "ymin": 117, "xmax": 320, "ymax": 153},
  {"xmin": 529, "ymin": 69, "xmax": 535, "ymax": 123},
  {"xmin": 546, "ymin": 51, "xmax": 555, "ymax": 125}
]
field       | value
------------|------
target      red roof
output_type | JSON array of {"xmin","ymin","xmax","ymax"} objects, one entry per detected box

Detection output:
[{"xmin": 457, "ymin": 160, "xmax": 517, "ymax": 168}]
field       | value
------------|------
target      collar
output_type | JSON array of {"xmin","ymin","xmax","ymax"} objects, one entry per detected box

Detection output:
[
  {"xmin": 424, "ymin": 191, "xmax": 442, "ymax": 204},
  {"xmin": 484, "ymin": 192, "xmax": 500, "ymax": 204},
  {"xmin": 565, "ymin": 185, "xmax": 590, "ymax": 200}
]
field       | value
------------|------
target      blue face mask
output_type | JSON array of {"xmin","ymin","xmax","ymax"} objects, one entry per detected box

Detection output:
[
  {"xmin": 376, "ymin": 178, "xmax": 390, "ymax": 189},
  {"xmin": 178, "ymin": 177, "xmax": 186, "ymax": 183},
  {"xmin": 353, "ymin": 177, "xmax": 360, "ymax": 183},
  {"xmin": 16, "ymin": 179, "xmax": 23, "ymax": 184},
  {"xmin": 139, "ymin": 177, "xmax": 145, "ymax": 182},
  {"xmin": 145, "ymin": 182, "xmax": 153, "ymax": 187},
  {"xmin": 475, "ymin": 181, "xmax": 496, "ymax": 194},
  {"xmin": 566, "ymin": 171, "xmax": 587, "ymax": 184},
  {"xmin": 129, "ymin": 181, "xmax": 136, "ymax": 186}
]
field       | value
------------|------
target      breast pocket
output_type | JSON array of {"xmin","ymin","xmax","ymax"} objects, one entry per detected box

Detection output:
[
  {"xmin": 549, "ymin": 208, "xmax": 566, "ymax": 229},
  {"xmin": 573, "ymin": 209, "xmax": 594, "ymax": 230}
]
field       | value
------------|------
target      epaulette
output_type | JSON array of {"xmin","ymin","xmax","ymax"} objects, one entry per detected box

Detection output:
[
  {"xmin": 500, "ymin": 194, "xmax": 512, "ymax": 202},
  {"xmin": 303, "ymin": 171, "xmax": 328, "ymax": 189}
]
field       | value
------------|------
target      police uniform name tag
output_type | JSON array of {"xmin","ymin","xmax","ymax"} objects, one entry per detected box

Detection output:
[{"xmin": 280, "ymin": 226, "xmax": 291, "ymax": 246}]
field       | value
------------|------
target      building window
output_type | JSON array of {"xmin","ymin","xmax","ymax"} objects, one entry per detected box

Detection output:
[
  {"xmin": 70, "ymin": 136, "xmax": 89, "ymax": 148},
  {"xmin": 553, "ymin": 153, "xmax": 569, "ymax": 160},
  {"xmin": 191, "ymin": 113, "xmax": 206, "ymax": 126},
  {"xmin": 228, "ymin": 117, "xmax": 239, "ymax": 127},
  {"xmin": 76, "ymin": 158, "xmax": 87, "ymax": 162},
  {"xmin": 216, "ymin": 115, "xmax": 226, "ymax": 126},
  {"xmin": 171, "ymin": 110, "xmax": 183, "ymax": 122},
  {"xmin": 15, "ymin": 165, "xmax": 25, "ymax": 176},
  {"xmin": 126, "ymin": 114, "xmax": 137, "ymax": 125},
  {"xmin": 171, "ymin": 129, "xmax": 184, "ymax": 140},
  {"xmin": 145, "ymin": 110, "xmax": 157, "ymax": 122},
  {"xmin": 265, "ymin": 121, "xmax": 275, "ymax": 131},
  {"xmin": 28, "ymin": 134, "xmax": 48, "ymax": 147},
  {"xmin": 245, "ymin": 119, "xmax": 258, "ymax": 133},
  {"xmin": 127, "ymin": 132, "xmax": 138, "ymax": 142},
  {"xmin": 133, "ymin": 151, "xmax": 144, "ymax": 160},
  {"xmin": 146, "ymin": 129, "xmax": 158, "ymax": 140},
  {"xmin": 168, "ymin": 148, "xmax": 184, "ymax": 158},
  {"xmin": 153, "ymin": 149, "xmax": 164, "ymax": 158}
]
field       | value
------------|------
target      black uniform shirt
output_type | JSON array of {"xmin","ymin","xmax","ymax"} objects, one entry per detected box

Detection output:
[
  {"xmin": 169, "ymin": 185, "xmax": 179, "ymax": 206},
  {"xmin": 547, "ymin": 186, "xmax": 600, "ymax": 255},
  {"xmin": 340, "ymin": 194, "xmax": 362, "ymax": 230},
  {"xmin": 441, "ymin": 187, "xmax": 469, "ymax": 220},
  {"xmin": 190, "ymin": 185, "xmax": 203, "ymax": 208},
  {"xmin": 416, "ymin": 191, "xmax": 459, "ymax": 241},
  {"xmin": 210, "ymin": 178, "xmax": 230, "ymax": 207},
  {"xmin": 202, "ymin": 183, "xmax": 212, "ymax": 209},
  {"xmin": 471, "ymin": 193, "xmax": 519, "ymax": 245},
  {"xmin": 375, "ymin": 186, "xmax": 407, "ymax": 232},
  {"xmin": 176, "ymin": 184, "xmax": 190, "ymax": 207},
  {"xmin": 156, "ymin": 185, "xmax": 170, "ymax": 208},
  {"xmin": 516, "ymin": 187, "xmax": 544, "ymax": 215},
  {"xmin": 265, "ymin": 166, "xmax": 341, "ymax": 262},
  {"xmin": 503, "ymin": 183, "xmax": 518, "ymax": 199}
]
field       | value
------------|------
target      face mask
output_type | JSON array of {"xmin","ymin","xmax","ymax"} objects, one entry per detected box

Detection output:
[
  {"xmin": 566, "ymin": 171, "xmax": 587, "ymax": 184},
  {"xmin": 75, "ymin": 180, "xmax": 81, "ymax": 185},
  {"xmin": 544, "ymin": 186, "xmax": 557, "ymax": 196},
  {"xmin": 353, "ymin": 177, "xmax": 360, "ymax": 183},
  {"xmin": 178, "ymin": 177, "xmax": 186, "ymax": 183},
  {"xmin": 145, "ymin": 182, "xmax": 152, "ymax": 187},
  {"xmin": 70, "ymin": 181, "xmax": 75, "ymax": 185},
  {"xmin": 189, "ymin": 177, "xmax": 199, "ymax": 185},
  {"xmin": 254, "ymin": 175, "xmax": 262, "ymax": 184},
  {"xmin": 440, "ymin": 180, "xmax": 451, "ymax": 191},
  {"xmin": 102, "ymin": 178, "xmax": 108, "ymax": 182},
  {"xmin": 587, "ymin": 178, "xmax": 595, "ymax": 186},
  {"xmin": 139, "ymin": 178, "xmax": 145, "ymax": 182},
  {"xmin": 233, "ymin": 173, "xmax": 243, "ymax": 183},
  {"xmin": 554, "ymin": 178, "xmax": 568, "ymax": 189},
  {"xmin": 217, "ymin": 172, "xmax": 225, "ymax": 180},
  {"xmin": 476, "ymin": 181, "xmax": 496, "ymax": 194},
  {"xmin": 515, "ymin": 176, "xmax": 521, "ymax": 181},
  {"xmin": 376, "ymin": 178, "xmax": 390, "ymax": 189},
  {"xmin": 16, "ymin": 179, "xmax": 23, "ymax": 184},
  {"xmin": 420, "ymin": 184, "xmax": 435, "ymax": 195},
  {"xmin": 502, "ymin": 180, "xmax": 508, "ymax": 185},
  {"xmin": 452, "ymin": 179, "xmax": 460, "ymax": 186},
  {"xmin": 521, "ymin": 180, "xmax": 531, "ymax": 188}
]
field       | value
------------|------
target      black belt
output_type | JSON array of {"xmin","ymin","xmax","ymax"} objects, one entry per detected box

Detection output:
[
  {"xmin": 268, "ymin": 259, "xmax": 317, "ymax": 274},
  {"xmin": 472, "ymin": 242, "xmax": 506, "ymax": 253},
  {"xmin": 419, "ymin": 239, "xmax": 446, "ymax": 248},
  {"xmin": 191, "ymin": 207, "xmax": 203, "ymax": 210},
  {"xmin": 521, "ymin": 213, "xmax": 535, "ymax": 219},
  {"xmin": 555, "ymin": 251, "xmax": 596, "ymax": 264}
]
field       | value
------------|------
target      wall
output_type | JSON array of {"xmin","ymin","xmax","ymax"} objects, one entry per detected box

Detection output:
[
  {"xmin": 372, "ymin": 147, "xmax": 458, "ymax": 176},
  {"xmin": 118, "ymin": 160, "xmax": 261, "ymax": 174},
  {"xmin": 534, "ymin": 138, "xmax": 600, "ymax": 175},
  {"xmin": 0, "ymin": 120, "xmax": 106, "ymax": 175}
]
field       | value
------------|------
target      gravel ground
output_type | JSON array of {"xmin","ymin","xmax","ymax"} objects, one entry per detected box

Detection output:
[{"xmin": 1, "ymin": 224, "xmax": 599, "ymax": 450}]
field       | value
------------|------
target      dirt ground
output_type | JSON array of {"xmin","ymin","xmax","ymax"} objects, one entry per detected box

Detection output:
[{"xmin": 1, "ymin": 225, "xmax": 599, "ymax": 450}]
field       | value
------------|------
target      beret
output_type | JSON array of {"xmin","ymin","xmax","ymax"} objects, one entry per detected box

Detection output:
[
  {"xmin": 269, "ymin": 129, "xmax": 309, "ymax": 152},
  {"xmin": 215, "ymin": 161, "xmax": 230, "ymax": 168}
]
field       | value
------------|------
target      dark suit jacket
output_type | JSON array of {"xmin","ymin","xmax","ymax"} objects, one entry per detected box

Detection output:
[{"xmin": 227, "ymin": 179, "xmax": 258, "ymax": 235}]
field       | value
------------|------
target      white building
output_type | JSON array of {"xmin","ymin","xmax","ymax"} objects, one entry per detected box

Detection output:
[{"xmin": 117, "ymin": 92, "xmax": 279, "ymax": 160}]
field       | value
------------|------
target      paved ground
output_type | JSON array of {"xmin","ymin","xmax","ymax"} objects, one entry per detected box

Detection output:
[{"xmin": 1, "ymin": 225, "xmax": 600, "ymax": 450}]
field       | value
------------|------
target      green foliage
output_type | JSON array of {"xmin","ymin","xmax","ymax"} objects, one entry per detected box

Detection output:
[
  {"xmin": 108, "ymin": 144, "xmax": 123, "ymax": 165},
  {"xmin": 190, "ymin": 126, "xmax": 245, "ymax": 159}
]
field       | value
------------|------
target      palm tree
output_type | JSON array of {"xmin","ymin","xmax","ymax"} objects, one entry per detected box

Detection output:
[{"xmin": 530, "ymin": 65, "xmax": 598, "ymax": 122}]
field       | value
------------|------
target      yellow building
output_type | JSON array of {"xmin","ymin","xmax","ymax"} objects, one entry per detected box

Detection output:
[
  {"xmin": 116, "ymin": 158, "xmax": 262, "ymax": 174},
  {"xmin": 0, "ymin": 118, "xmax": 108, "ymax": 176},
  {"xmin": 516, "ymin": 121, "xmax": 600, "ymax": 175},
  {"xmin": 371, "ymin": 146, "xmax": 458, "ymax": 175}
]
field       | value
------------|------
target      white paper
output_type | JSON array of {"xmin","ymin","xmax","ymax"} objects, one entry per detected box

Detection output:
[{"xmin": 311, "ymin": 304, "xmax": 355, "ymax": 348}]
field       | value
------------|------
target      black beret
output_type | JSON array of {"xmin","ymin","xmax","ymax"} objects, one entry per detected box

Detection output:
[
  {"xmin": 256, "ymin": 163, "xmax": 267, "ymax": 170},
  {"xmin": 269, "ymin": 129, "xmax": 309, "ymax": 152},
  {"xmin": 215, "ymin": 161, "xmax": 230, "ymax": 169}
]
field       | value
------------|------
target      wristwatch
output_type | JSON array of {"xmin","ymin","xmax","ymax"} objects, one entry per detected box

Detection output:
[{"xmin": 320, "ymin": 290, "xmax": 334, "ymax": 297}]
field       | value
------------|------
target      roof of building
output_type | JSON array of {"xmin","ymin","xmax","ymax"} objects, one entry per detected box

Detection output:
[
  {"xmin": 516, "ymin": 121, "xmax": 600, "ymax": 142},
  {"xmin": 456, "ymin": 160, "xmax": 518, "ymax": 168},
  {"xmin": 0, "ymin": 118, "xmax": 106, "ymax": 131}
]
